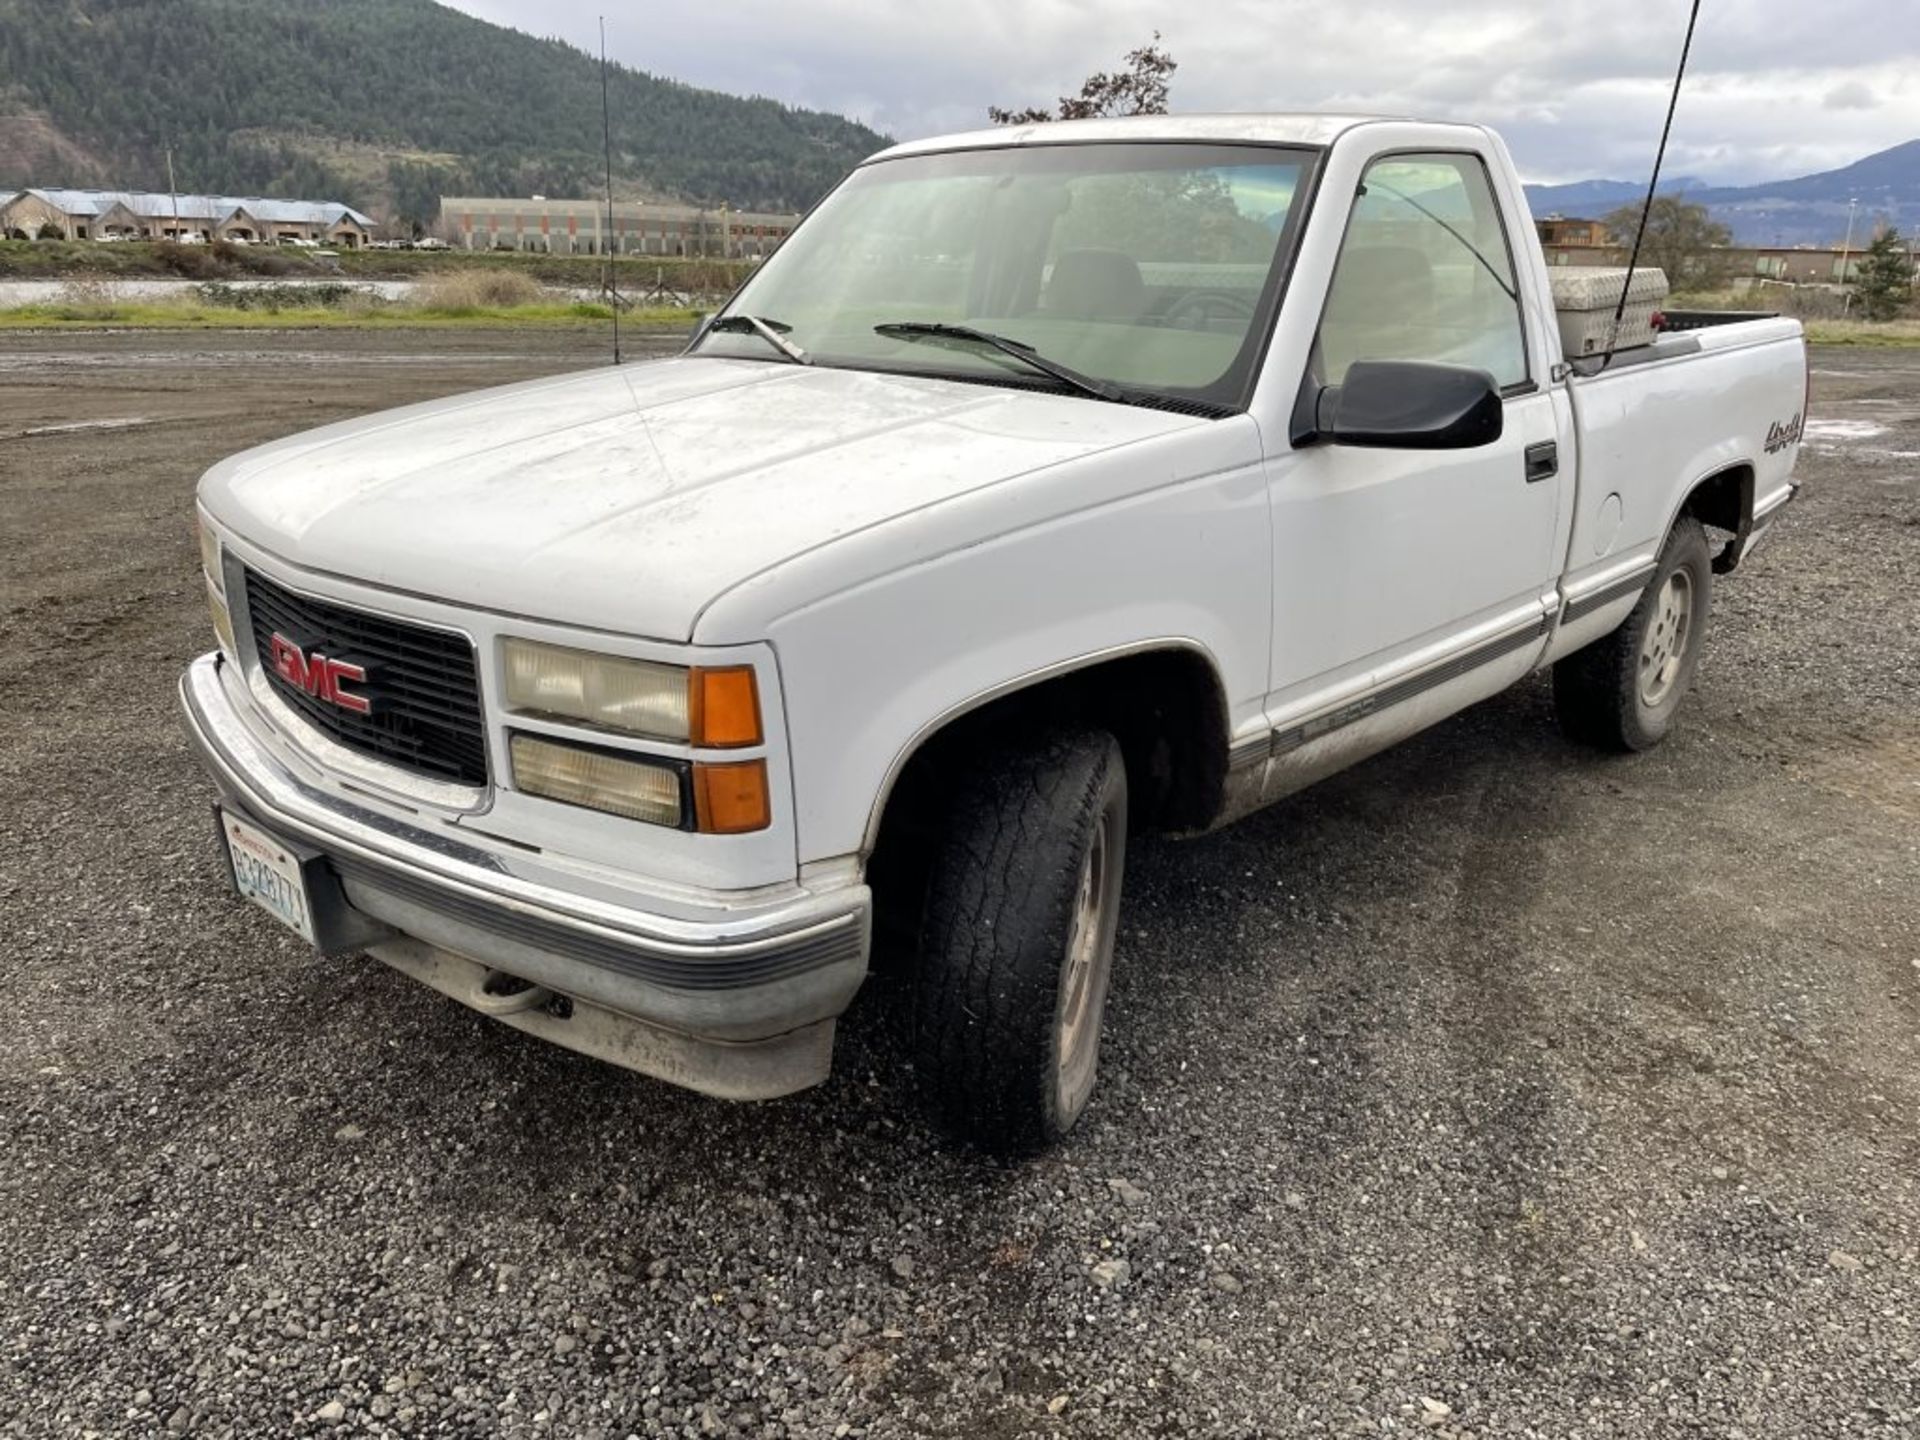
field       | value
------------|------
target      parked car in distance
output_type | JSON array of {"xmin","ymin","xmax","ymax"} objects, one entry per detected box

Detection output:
[{"xmin": 182, "ymin": 113, "xmax": 1806, "ymax": 1152}]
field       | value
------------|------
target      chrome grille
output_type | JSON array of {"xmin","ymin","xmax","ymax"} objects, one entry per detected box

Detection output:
[{"xmin": 244, "ymin": 569, "xmax": 489, "ymax": 786}]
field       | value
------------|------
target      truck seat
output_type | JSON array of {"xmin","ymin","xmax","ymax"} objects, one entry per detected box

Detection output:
[{"xmin": 1045, "ymin": 249, "xmax": 1148, "ymax": 321}]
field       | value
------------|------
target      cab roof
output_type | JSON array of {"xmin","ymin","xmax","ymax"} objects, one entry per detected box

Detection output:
[{"xmin": 867, "ymin": 112, "xmax": 1460, "ymax": 164}]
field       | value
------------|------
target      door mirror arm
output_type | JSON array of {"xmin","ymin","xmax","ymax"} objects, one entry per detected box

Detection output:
[{"xmin": 1288, "ymin": 368, "xmax": 1330, "ymax": 447}]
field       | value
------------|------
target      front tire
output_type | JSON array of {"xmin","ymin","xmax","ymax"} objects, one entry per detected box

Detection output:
[
  {"xmin": 913, "ymin": 730, "xmax": 1128, "ymax": 1154},
  {"xmin": 1554, "ymin": 515, "xmax": 1712, "ymax": 752}
]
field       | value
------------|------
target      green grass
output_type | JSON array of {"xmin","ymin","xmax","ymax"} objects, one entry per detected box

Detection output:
[
  {"xmin": 1667, "ymin": 285, "xmax": 1920, "ymax": 342},
  {"xmin": 0, "ymin": 238, "xmax": 752, "ymax": 290},
  {"xmin": 0, "ymin": 300, "xmax": 701, "ymax": 330},
  {"xmin": 1802, "ymin": 319, "xmax": 1920, "ymax": 346},
  {"xmin": 331, "ymin": 247, "xmax": 751, "ymax": 290}
]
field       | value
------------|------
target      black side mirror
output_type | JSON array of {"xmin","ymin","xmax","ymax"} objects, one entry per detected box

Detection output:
[{"xmin": 1303, "ymin": 360, "xmax": 1503, "ymax": 449}]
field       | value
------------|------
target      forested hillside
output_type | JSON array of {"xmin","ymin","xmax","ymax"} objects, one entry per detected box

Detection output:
[{"xmin": 0, "ymin": 0, "xmax": 891, "ymax": 221}]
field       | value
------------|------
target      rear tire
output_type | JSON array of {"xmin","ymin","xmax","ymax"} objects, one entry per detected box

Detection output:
[
  {"xmin": 913, "ymin": 729, "xmax": 1128, "ymax": 1154},
  {"xmin": 1554, "ymin": 515, "xmax": 1712, "ymax": 752}
]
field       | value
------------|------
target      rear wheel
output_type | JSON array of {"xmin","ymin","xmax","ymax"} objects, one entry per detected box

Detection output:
[
  {"xmin": 913, "ymin": 730, "xmax": 1127, "ymax": 1153},
  {"xmin": 1554, "ymin": 515, "xmax": 1712, "ymax": 751}
]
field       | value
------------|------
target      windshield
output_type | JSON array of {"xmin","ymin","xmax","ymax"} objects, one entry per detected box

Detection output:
[{"xmin": 694, "ymin": 141, "xmax": 1318, "ymax": 410}]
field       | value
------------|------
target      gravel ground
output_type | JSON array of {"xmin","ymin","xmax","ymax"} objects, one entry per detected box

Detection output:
[{"xmin": 1, "ymin": 331, "xmax": 1916, "ymax": 1439}]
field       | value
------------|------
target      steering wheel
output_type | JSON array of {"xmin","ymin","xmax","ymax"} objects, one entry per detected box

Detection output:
[{"xmin": 1161, "ymin": 289, "xmax": 1259, "ymax": 331}]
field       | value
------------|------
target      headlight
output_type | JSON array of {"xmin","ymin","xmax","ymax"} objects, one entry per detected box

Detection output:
[
  {"xmin": 197, "ymin": 516, "xmax": 223, "ymax": 594},
  {"xmin": 510, "ymin": 733, "xmax": 687, "ymax": 827},
  {"xmin": 197, "ymin": 517, "xmax": 235, "ymax": 658},
  {"xmin": 502, "ymin": 639, "xmax": 763, "ymax": 747},
  {"xmin": 504, "ymin": 639, "xmax": 690, "ymax": 740}
]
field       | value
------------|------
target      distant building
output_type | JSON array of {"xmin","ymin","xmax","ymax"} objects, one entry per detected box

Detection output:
[
  {"xmin": 0, "ymin": 188, "xmax": 374, "ymax": 249},
  {"xmin": 1534, "ymin": 231, "xmax": 1877, "ymax": 285},
  {"xmin": 1535, "ymin": 215, "xmax": 1612, "ymax": 249},
  {"xmin": 442, "ymin": 196, "xmax": 798, "ymax": 259},
  {"xmin": 1747, "ymin": 245, "xmax": 1868, "ymax": 284},
  {"xmin": 1530, "ymin": 203, "xmax": 1902, "ymax": 285}
]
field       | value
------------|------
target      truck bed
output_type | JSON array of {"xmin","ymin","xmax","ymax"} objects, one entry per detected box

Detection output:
[{"xmin": 1552, "ymin": 314, "xmax": 1806, "ymax": 652}]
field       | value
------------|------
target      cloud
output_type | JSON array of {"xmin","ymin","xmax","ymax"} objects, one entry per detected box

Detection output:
[
  {"xmin": 438, "ymin": 0, "xmax": 1920, "ymax": 184},
  {"xmin": 1823, "ymin": 79, "xmax": 1878, "ymax": 110}
]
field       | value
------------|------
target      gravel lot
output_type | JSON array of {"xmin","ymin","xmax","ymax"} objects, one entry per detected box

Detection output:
[{"xmin": 2, "ymin": 330, "xmax": 1916, "ymax": 1439}]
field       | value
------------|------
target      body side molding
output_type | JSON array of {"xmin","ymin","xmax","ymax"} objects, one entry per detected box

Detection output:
[{"xmin": 1236, "ymin": 612, "xmax": 1554, "ymax": 768}]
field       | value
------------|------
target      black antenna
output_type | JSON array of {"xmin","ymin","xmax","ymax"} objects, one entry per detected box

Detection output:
[
  {"xmin": 1597, "ymin": 0, "xmax": 1702, "ymax": 370},
  {"xmin": 600, "ymin": 15, "xmax": 621, "ymax": 366}
]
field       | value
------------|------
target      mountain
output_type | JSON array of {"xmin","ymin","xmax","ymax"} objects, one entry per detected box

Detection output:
[
  {"xmin": 1521, "ymin": 176, "xmax": 1707, "ymax": 215},
  {"xmin": 1682, "ymin": 139, "xmax": 1920, "ymax": 245},
  {"xmin": 1525, "ymin": 141, "xmax": 1920, "ymax": 246},
  {"xmin": 0, "ymin": 0, "xmax": 892, "ymax": 222}
]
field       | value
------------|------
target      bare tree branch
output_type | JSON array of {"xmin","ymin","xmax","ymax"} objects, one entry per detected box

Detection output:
[{"xmin": 990, "ymin": 34, "xmax": 1177, "ymax": 125}]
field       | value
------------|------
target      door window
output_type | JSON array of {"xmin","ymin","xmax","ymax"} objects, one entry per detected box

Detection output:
[{"xmin": 1316, "ymin": 153, "xmax": 1527, "ymax": 389}]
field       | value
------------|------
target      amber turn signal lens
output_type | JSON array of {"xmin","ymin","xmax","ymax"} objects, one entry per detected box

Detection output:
[
  {"xmin": 690, "ymin": 666, "xmax": 762, "ymax": 748},
  {"xmin": 692, "ymin": 759, "xmax": 771, "ymax": 834}
]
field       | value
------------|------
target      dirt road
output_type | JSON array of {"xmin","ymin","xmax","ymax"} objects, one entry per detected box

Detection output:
[{"xmin": 1, "ymin": 330, "xmax": 1916, "ymax": 1438}]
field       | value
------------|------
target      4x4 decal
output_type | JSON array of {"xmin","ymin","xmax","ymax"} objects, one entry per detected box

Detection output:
[{"xmin": 1764, "ymin": 412, "xmax": 1803, "ymax": 454}]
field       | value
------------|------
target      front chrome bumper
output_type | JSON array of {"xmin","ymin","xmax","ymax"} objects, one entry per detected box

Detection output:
[{"xmin": 179, "ymin": 652, "xmax": 871, "ymax": 1098}]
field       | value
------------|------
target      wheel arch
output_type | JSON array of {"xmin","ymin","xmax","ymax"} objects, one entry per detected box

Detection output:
[
  {"xmin": 861, "ymin": 639, "xmax": 1232, "ymax": 858},
  {"xmin": 1671, "ymin": 460, "xmax": 1758, "ymax": 573}
]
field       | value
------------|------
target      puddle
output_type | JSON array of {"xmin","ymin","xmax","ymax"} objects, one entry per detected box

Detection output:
[
  {"xmin": 1804, "ymin": 418, "xmax": 1890, "ymax": 446},
  {"xmin": 21, "ymin": 416, "xmax": 153, "ymax": 435},
  {"xmin": 5, "ymin": 416, "xmax": 155, "ymax": 440}
]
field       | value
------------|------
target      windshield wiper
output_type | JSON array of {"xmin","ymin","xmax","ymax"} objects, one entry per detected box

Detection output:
[
  {"xmin": 872, "ymin": 321, "xmax": 1136, "ymax": 405},
  {"xmin": 707, "ymin": 313, "xmax": 811, "ymax": 364}
]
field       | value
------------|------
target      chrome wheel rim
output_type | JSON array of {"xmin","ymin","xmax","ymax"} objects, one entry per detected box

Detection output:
[
  {"xmin": 1055, "ymin": 809, "xmax": 1115, "ymax": 1120},
  {"xmin": 1639, "ymin": 569, "xmax": 1695, "ymax": 708}
]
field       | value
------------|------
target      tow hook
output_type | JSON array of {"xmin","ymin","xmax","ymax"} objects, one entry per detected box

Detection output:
[{"xmin": 472, "ymin": 970, "xmax": 557, "ymax": 1017}]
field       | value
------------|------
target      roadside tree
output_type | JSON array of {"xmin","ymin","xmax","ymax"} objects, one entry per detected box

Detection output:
[
  {"xmin": 990, "ymin": 34, "xmax": 1176, "ymax": 124},
  {"xmin": 1851, "ymin": 228, "xmax": 1915, "ymax": 321},
  {"xmin": 1601, "ymin": 196, "xmax": 1732, "ymax": 288}
]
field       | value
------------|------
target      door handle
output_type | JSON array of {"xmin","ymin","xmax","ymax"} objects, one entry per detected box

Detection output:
[{"xmin": 1524, "ymin": 441, "xmax": 1558, "ymax": 483}]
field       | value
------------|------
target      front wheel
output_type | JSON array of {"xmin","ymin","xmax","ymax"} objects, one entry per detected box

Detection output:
[
  {"xmin": 1554, "ymin": 515, "xmax": 1713, "ymax": 751},
  {"xmin": 913, "ymin": 730, "xmax": 1128, "ymax": 1153}
]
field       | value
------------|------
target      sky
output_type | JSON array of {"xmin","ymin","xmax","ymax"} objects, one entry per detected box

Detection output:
[{"xmin": 439, "ymin": 0, "xmax": 1920, "ymax": 186}]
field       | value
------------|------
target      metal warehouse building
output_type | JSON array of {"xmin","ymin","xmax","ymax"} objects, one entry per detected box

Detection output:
[
  {"xmin": 0, "ymin": 189, "xmax": 374, "ymax": 248},
  {"xmin": 442, "ymin": 197, "xmax": 798, "ymax": 258}
]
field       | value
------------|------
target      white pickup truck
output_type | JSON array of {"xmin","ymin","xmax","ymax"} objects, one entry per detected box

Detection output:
[{"xmin": 182, "ymin": 114, "xmax": 1806, "ymax": 1151}]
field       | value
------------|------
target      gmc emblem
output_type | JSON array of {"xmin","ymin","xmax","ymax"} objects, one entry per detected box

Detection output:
[{"xmin": 269, "ymin": 633, "xmax": 373, "ymax": 715}]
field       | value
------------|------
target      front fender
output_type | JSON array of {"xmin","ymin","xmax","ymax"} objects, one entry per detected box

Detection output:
[{"xmin": 738, "ymin": 446, "xmax": 1275, "ymax": 865}]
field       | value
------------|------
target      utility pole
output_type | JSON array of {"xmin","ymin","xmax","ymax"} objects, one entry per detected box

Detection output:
[
  {"xmin": 166, "ymin": 145, "xmax": 180, "ymax": 243},
  {"xmin": 1839, "ymin": 195, "xmax": 1859, "ymax": 312},
  {"xmin": 599, "ymin": 15, "xmax": 621, "ymax": 365}
]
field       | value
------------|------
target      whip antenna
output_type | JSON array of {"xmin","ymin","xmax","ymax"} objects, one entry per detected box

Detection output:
[
  {"xmin": 1596, "ymin": 0, "xmax": 1702, "ymax": 371},
  {"xmin": 600, "ymin": 15, "xmax": 622, "ymax": 365}
]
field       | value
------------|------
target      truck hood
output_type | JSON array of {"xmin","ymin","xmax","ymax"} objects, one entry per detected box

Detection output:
[{"xmin": 200, "ymin": 357, "xmax": 1204, "ymax": 641}]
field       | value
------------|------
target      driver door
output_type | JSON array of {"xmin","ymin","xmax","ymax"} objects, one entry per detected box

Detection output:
[{"xmin": 1263, "ymin": 150, "xmax": 1564, "ymax": 746}]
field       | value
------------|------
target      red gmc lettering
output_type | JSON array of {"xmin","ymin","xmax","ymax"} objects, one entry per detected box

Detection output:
[{"xmin": 269, "ymin": 633, "xmax": 371, "ymax": 714}]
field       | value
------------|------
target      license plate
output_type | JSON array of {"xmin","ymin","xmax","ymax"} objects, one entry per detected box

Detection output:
[{"xmin": 220, "ymin": 810, "xmax": 316, "ymax": 945}]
